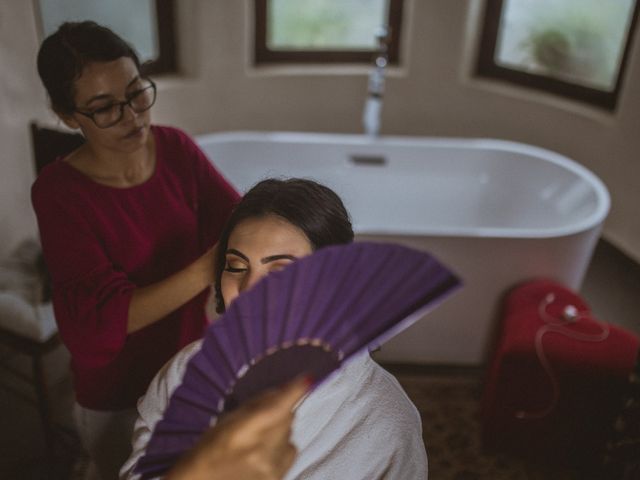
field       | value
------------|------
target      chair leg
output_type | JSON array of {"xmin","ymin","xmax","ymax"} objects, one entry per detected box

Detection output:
[{"xmin": 32, "ymin": 353, "xmax": 55, "ymax": 457}]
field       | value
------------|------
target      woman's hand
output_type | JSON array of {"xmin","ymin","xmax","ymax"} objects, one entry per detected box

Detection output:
[
  {"xmin": 165, "ymin": 376, "xmax": 311, "ymax": 480},
  {"xmin": 193, "ymin": 243, "xmax": 218, "ymax": 286}
]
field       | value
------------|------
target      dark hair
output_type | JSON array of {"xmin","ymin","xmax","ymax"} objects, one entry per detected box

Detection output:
[
  {"xmin": 36, "ymin": 21, "xmax": 141, "ymax": 114},
  {"xmin": 214, "ymin": 178, "xmax": 354, "ymax": 313}
]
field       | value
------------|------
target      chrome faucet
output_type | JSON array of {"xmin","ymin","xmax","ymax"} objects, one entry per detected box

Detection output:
[{"xmin": 362, "ymin": 26, "xmax": 390, "ymax": 137}]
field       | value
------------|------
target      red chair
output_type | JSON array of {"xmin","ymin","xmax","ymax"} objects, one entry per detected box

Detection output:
[{"xmin": 481, "ymin": 279, "xmax": 639, "ymax": 465}]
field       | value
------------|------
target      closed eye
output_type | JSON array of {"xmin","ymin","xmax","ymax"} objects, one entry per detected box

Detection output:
[
  {"xmin": 91, "ymin": 104, "xmax": 117, "ymax": 115},
  {"xmin": 268, "ymin": 261, "xmax": 293, "ymax": 273},
  {"xmin": 224, "ymin": 265, "xmax": 247, "ymax": 273}
]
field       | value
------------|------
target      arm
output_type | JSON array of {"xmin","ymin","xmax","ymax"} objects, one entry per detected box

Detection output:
[
  {"xmin": 126, "ymin": 245, "xmax": 215, "ymax": 333},
  {"xmin": 31, "ymin": 186, "xmax": 214, "ymax": 365},
  {"xmin": 31, "ymin": 185, "xmax": 132, "ymax": 363},
  {"xmin": 125, "ymin": 130, "xmax": 240, "ymax": 333}
]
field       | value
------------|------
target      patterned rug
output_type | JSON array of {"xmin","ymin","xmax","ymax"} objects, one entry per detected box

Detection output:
[
  {"xmin": 392, "ymin": 370, "xmax": 583, "ymax": 480},
  {"xmin": 394, "ymin": 352, "xmax": 640, "ymax": 480}
]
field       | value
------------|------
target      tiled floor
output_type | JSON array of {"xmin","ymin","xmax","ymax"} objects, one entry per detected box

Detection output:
[{"xmin": 0, "ymin": 239, "xmax": 638, "ymax": 479}]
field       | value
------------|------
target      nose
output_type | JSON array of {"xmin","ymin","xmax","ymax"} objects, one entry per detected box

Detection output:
[
  {"xmin": 240, "ymin": 270, "xmax": 264, "ymax": 293},
  {"xmin": 121, "ymin": 102, "xmax": 139, "ymax": 123}
]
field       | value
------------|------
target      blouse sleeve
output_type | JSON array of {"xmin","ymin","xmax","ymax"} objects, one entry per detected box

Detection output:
[
  {"xmin": 176, "ymin": 131, "xmax": 240, "ymax": 248},
  {"xmin": 31, "ymin": 183, "xmax": 133, "ymax": 369}
]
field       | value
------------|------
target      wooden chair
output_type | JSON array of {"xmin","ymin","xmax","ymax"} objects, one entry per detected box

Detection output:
[
  {"xmin": 30, "ymin": 121, "xmax": 85, "ymax": 174},
  {"xmin": 0, "ymin": 123, "xmax": 84, "ymax": 456},
  {"xmin": 0, "ymin": 321, "xmax": 61, "ymax": 453}
]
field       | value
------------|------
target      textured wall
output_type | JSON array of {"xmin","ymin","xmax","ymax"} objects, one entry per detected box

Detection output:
[{"xmin": 1, "ymin": 0, "xmax": 639, "ymax": 262}]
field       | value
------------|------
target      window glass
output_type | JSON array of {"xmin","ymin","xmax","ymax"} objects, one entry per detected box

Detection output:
[
  {"xmin": 494, "ymin": 0, "xmax": 636, "ymax": 91},
  {"xmin": 268, "ymin": 0, "xmax": 388, "ymax": 50},
  {"xmin": 36, "ymin": 0, "xmax": 159, "ymax": 63},
  {"xmin": 255, "ymin": 0, "xmax": 403, "ymax": 64}
]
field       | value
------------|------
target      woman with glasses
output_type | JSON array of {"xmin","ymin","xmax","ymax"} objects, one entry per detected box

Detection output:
[{"xmin": 32, "ymin": 21, "xmax": 239, "ymax": 479}]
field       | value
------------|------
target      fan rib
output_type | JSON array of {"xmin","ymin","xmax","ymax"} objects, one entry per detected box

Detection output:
[
  {"xmin": 312, "ymin": 245, "xmax": 395, "ymax": 341},
  {"xmin": 290, "ymin": 246, "xmax": 346, "ymax": 340},
  {"xmin": 278, "ymin": 268, "xmax": 302, "ymax": 343},
  {"xmin": 232, "ymin": 291, "xmax": 258, "ymax": 364},
  {"xmin": 332, "ymin": 253, "xmax": 458, "ymax": 351}
]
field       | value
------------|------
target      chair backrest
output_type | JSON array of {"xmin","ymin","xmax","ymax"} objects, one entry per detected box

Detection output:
[
  {"xmin": 30, "ymin": 122, "xmax": 85, "ymax": 175},
  {"xmin": 28, "ymin": 122, "xmax": 83, "ymax": 300}
]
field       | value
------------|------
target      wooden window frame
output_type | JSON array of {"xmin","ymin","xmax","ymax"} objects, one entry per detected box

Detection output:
[
  {"xmin": 476, "ymin": 0, "xmax": 640, "ymax": 110},
  {"xmin": 254, "ymin": 0, "xmax": 404, "ymax": 65},
  {"xmin": 142, "ymin": 0, "xmax": 178, "ymax": 75}
]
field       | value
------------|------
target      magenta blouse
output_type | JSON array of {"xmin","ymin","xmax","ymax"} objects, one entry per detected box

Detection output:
[{"xmin": 31, "ymin": 125, "xmax": 240, "ymax": 410}]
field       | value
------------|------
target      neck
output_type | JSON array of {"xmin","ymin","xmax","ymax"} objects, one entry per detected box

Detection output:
[{"xmin": 69, "ymin": 131, "xmax": 156, "ymax": 188}]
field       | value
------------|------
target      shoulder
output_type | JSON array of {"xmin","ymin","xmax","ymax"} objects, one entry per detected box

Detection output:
[
  {"xmin": 290, "ymin": 354, "xmax": 427, "ymax": 479},
  {"xmin": 31, "ymin": 160, "xmax": 78, "ymax": 209},
  {"xmin": 299, "ymin": 353, "xmax": 423, "ymax": 437},
  {"xmin": 344, "ymin": 353, "xmax": 422, "ymax": 418},
  {"xmin": 32, "ymin": 160, "xmax": 66, "ymax": 192},
  {"xmin": 360, "ymin": 355, "xmax": 423, "ymax": 426},
  {"xmin": 152, "ymin": 124, "xmax": 199, "ymax": 152},
  {"xmin": 341, "ymin": 356, "xmax": 427, "ymax": 469},
  {"xmin": 152, "ymin": 125, "xmax": 210, "ymax": 180}
]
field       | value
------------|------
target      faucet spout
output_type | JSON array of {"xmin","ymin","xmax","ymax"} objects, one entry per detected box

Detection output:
[{"xmin": 363, "ymin": 26, "xmax": 390, "ymax": 137}]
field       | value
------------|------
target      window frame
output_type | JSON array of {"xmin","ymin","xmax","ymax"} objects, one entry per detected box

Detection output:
[
  {"xmin": 253, "ymin": 0, "xmax": 404, "ymax": 65},
  {"xmin": 33, "ymin": 0, "xmax": 177, "ymax": 75},
  {"xmin": 143, "ymin": 0, "xmax": 177, "ymax": 75},
  {"xmin": 475, "ymin": 0, "xmax": 640, "ymax": 110}
]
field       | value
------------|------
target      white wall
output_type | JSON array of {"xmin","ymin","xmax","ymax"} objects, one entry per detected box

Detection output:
[
  {"xmin": 0, "ymin": 1, "xmax": 54, "ymax": 257},
  {"xmin": 1, "ymin": 0, "xmax": 639, "ymax": 263}
]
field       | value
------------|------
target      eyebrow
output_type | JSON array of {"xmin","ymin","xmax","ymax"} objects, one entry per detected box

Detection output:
[
  {"xmin": 261, "ymin": 254, "xmax": 297, "ymax": 264},
  {"xmin": 84, "ymin": 76, "xmax": 142, "ymax": 106},
  {"xmin": 225, "ymin": 249, "xmax": 297, "ymax": 264}
]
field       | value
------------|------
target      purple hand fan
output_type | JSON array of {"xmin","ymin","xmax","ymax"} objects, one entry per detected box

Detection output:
[{"xmin": 135, "ymin": 241, "xmax": 461, "ymax": 478}]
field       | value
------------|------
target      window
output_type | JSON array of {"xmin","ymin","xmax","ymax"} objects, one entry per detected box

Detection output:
[
  {"xmin": 254, "ymin": 0, "xmax": 404, "ymax": 64},
  {"xmin": 476, "ymin": 0, "xmax": 639, "ymax": 110},
  {"xmin": 34, "ymin": 0, "xmax": 177, "ymax": 75}
]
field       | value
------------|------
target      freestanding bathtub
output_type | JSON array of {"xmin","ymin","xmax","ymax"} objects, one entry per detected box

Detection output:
[{"xmin": 196, "ymin": 131, "xmax": 610, "ymax": 366}]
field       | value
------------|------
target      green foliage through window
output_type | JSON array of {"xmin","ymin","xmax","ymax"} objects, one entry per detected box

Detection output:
[
  {"xmin": 477, "ymin": 0, "xmax": 639, "ymax": 110},
  {"xmin": 254, "ymin": 0, "xmax": 404, "ymax": 64},
  {"xmin": 268, "ymin": 0, "xmax": 388, "ymax": 50}
]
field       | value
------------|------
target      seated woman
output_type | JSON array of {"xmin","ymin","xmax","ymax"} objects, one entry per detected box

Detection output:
[{"xmin": 120, "ymin": 178, "xmax": 428, "ymax": 480}]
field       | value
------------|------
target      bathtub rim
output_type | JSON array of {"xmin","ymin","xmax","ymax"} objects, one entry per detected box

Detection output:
[{"xmin": 195, "ymin": 130, "xmax": 611, "ymax": 240}]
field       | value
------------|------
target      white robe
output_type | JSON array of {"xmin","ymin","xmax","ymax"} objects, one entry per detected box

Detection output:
[{"xmin": 120, "ymin": 340, "xmax": 428, "ymax": 480}]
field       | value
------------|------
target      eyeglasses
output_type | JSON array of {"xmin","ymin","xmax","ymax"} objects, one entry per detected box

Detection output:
[{"xmin": 74, "ymin": 78, "xmax": 157, "ymax": 129}]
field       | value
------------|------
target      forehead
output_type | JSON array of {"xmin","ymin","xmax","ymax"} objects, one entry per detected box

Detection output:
[
  {"xmin": 227, "ymin": 216, "xmax": 312, "ymax": 255},
  {"xmin": 73, "ymin": 57, "xmax": 139, "ymax": 102}
]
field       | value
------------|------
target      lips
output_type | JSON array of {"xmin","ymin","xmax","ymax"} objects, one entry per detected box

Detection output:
[{"xmin": 124, "ymin": 125, "xmax": 145, "ymax": 139}]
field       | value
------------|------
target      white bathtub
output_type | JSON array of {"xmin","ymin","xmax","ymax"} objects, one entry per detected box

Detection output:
[{"xmin": 196, "ymin": 131, "xmax": 610, "ymax": 366}]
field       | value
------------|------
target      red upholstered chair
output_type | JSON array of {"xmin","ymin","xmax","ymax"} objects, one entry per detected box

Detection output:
[{"xmin": 480, "ymin": 279, "xmax": 640, "ymax": 466}]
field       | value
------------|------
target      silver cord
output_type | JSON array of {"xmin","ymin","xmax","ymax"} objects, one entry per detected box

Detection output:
[{"xmin": 515, "ymin": 292, "xmax": 610, "ymax": 420}]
